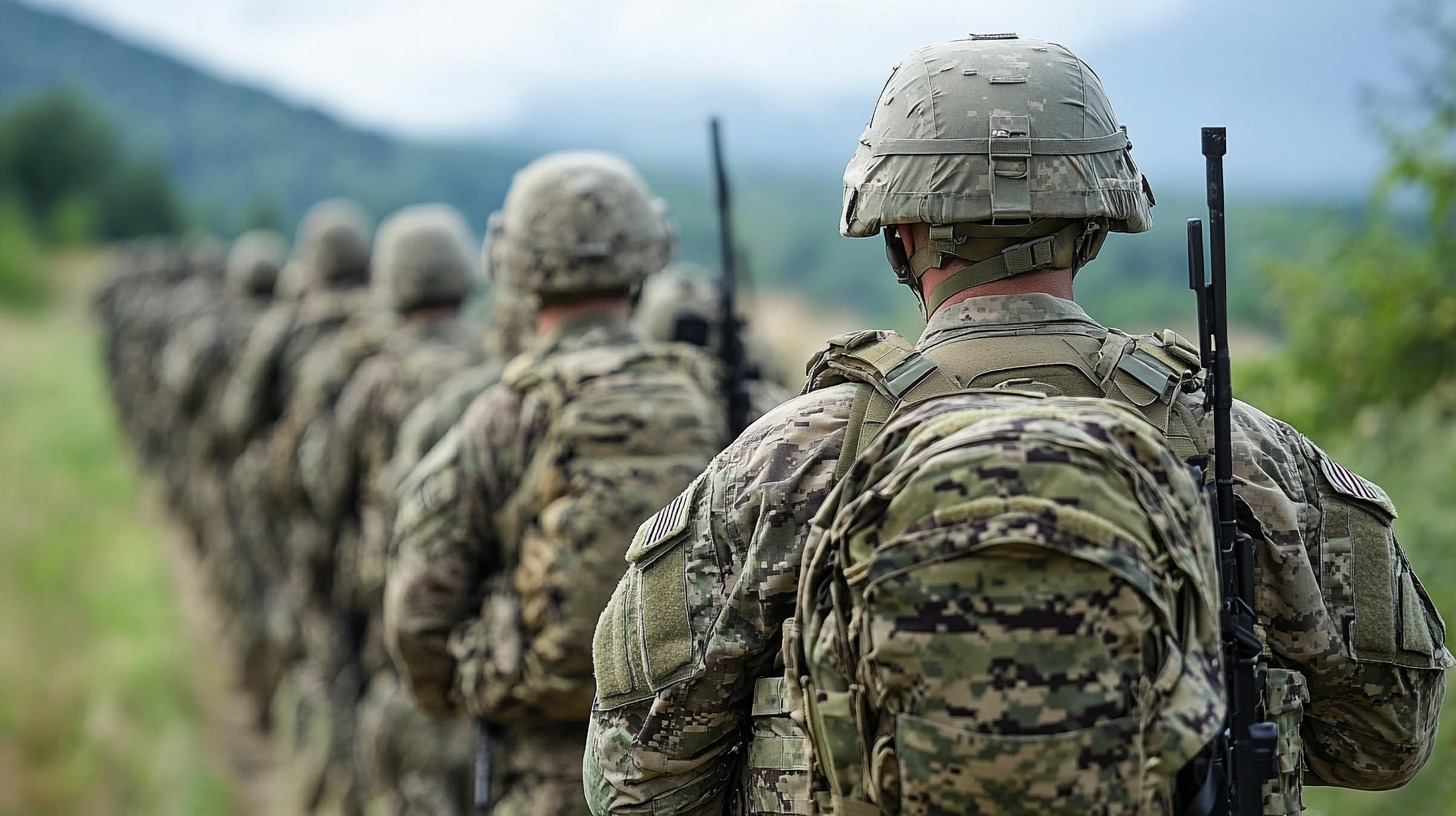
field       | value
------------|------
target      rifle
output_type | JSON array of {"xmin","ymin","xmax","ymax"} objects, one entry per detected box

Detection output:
[
  {"xmin": 1186, "ymin": 126, "xmax": 1279, "ymax": 815},
  {"xmin": 473, "ymin": 717, "xmax": 493, "ymax": 814},
  {"xmin": 708, "ymin": 117, "xmax": 753, "ymax": 438}
]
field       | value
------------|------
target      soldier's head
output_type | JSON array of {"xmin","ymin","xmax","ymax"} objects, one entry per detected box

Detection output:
[
  {"xmin": 842, "ymin": 35, "xmax": 1154, "ymax": 316},
  {"xmin": 371, "ymin": 203, "xmax": 475, "ymax": 315},
  {"xmin": 478, "ymin": 220, "xmax": 538, "ymax": 359},
  {"xmin": 224, "ymin": 229, "xmax": 288, "ymax": 299},
  {"xmin": 634, "ymin": 263, "xmax": 720, "ymax": 350},
  {"xmin": 289, "ymin": 197, "xmax": 373, "ymax": 293},
  {"xmin": 489, "ymin": 151, "xmax": 674, "ymax": 308}
]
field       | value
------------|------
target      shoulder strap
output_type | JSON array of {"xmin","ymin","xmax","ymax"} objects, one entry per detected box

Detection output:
[{"xmin": 807, "ymin": 330, "xmax": 960, "ymax": 482}]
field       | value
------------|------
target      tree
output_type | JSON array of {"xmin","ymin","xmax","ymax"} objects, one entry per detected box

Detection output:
[{"xmin": 1240, "ymin": 1, "xmax": 1456, "ymax": 433}]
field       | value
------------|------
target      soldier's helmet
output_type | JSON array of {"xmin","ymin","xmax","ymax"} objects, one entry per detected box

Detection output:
[
  {"xmin": 842, "ymin": 34, "xmax": 1154, "ymax": 313},
  {"xmin": 478, "ymin": 220, "xmax": 538, "ymax": 359},
  {"xmin": 285, "ymin": 197, "xmax": 373, "ymax": 294},
  {"xmin": 224, "ymin": 229, "xmax": 288, "ymax": 299},
  {"xmin": 490, "ymin": 151, "xmax": 673, "ymax": 302},
  {"xmin": 371, "ymin": 204, "xmax": 474, "ymax": 313},
  {"xmin": 634, "ymin": 263, "xmax": 720, "ymax": 350}
]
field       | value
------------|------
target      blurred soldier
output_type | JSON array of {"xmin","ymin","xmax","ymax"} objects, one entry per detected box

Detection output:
[
  {"xmin": 213, "ymin": 198, "xmax": 373, "ymax": 816},
  {"xmin": 633, "ymin": 261, "xmax": 793, "ymax": 415},
  {"xmin": 95, "ymin": 236, "xmax": 226, "ymax": 475},
  {"xmin": 315, "ymin": 204, "xmax": 486, "ymax": 816},
  {"xmin": 161, "ymin": 229, "xmax": 289, "ymax": 718},
  {"xmin": 386, "ymin": 232, "xmax": 537, "ymax": 493},
  {"xmin": 584, "ymin": 35, "xmax": 1451, "ymax": 815},
  {"xmin": 384, "ymin": 152, "xmax": 730, "ymax": 816}
]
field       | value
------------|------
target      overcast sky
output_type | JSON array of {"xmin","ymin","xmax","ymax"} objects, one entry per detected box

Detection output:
[{"xmin": 28, "ymin": 0, "xmax": 1195, "ymax": 138}]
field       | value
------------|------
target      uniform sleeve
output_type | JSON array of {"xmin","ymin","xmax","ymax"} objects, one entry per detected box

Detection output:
[
  {"xmin": 1228, "ymin": 403, "xmax": 1451, "ymax": 791},
  {"xmin": 584, "ymin": 390, "xmax": 854, "ymax": 815},
  {"xmin": 383, "ymin": 385, "xmax": 520, "ymax": 719}
]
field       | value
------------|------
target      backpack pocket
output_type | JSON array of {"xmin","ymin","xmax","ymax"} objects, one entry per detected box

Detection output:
[{"xmin": 892, "ymin": 711, "xmax": 1145, "ymax": 816}]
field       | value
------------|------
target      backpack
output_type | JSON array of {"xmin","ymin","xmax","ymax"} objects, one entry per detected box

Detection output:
[
  {"xmin": 758, "ymin": 334, "xmax": 1224, "ymax": 816},
  {"xmin": 455, "ymin": 340, "xmax": 727, "ymax": 724}
]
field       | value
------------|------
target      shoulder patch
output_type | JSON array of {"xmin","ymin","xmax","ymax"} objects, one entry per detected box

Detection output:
[
  {"xmin": 626, "ymin": 475, "xmax": 702, "ymax": 565},
  {"xmin": 1319, "ymin": 455, "xmax": 1396, "ymax": 517}
]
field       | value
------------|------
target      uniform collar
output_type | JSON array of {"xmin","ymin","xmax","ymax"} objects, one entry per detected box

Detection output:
[
  {"xmin": 531, "ymin": 309, "xmax": 641, "ymax": 358},
  {"xmin": 918, "ymin": 294, "xmax": 1102, "ymax": 345}
]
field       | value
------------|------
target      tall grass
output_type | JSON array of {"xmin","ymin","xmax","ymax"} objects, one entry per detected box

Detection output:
[{"xmin": 0, "ymin": 259, "xmax": 236, "ymax": 816}]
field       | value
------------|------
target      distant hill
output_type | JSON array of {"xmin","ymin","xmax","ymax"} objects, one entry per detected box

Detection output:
[
  {"xmin": 0, "ymin": 0, "xmax": 536, "ymax": 235},
  {"xmin": 0, "ymin": 0, "xmax": 1369, "ymax": 329}
]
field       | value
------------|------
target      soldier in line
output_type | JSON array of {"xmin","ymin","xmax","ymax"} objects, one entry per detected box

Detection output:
[
  {"xmin": 583, "ymin": 35, "xmax": 1450, "ymax": 815},
  {"xmin": 633, "ymin": 262, "xmax": 794, "ymax": 416},
  {"xmin": 319, "ymin": 204, "xmax": 485, "ymax": 816},
  {"xmin": 162, "ymin": 230, "xmax": 289, "ymax": 720},
  {"xmin": 384, "ymin": 151, "xmax": 731, "ymax": 815},
  {"xmin": 385, "ymin": 233, "xmax": 537, "ymax": 494},
  {"xmin": 211, "ymin": 198, "xmax": 373, "ymax": 816}
]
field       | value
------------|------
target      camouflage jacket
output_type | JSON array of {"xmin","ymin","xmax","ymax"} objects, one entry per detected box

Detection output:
[
  {"xmin": 384, "ymin": 311, "xmax": 725, "ymax": 720},
  {"xmin": 584, "ymin": 294, "xmax": 1452, "ymax": 815}
]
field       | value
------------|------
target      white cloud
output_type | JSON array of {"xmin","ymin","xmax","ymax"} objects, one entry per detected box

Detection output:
[{"xmin": 30, "ymin": 0, "xmax": 1194, "ymax": 135}]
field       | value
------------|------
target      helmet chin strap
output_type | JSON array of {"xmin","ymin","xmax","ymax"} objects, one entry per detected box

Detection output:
[{"xmin": 885, "ymin": 218, "xmax": 1108, "ymax": 315}]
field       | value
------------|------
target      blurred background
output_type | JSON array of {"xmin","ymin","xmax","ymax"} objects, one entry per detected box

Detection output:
[{"xmin": 1, "ymin": 0, "xmax": 1453, "ymax": 813}]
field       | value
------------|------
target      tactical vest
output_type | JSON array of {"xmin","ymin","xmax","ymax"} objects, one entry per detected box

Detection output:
[
  {"xmin": 460, "ymin": 341, "xmax": 726, "ymax": 725},
  {"xmin": 741, "ymin": 325, "xmax": 1308, "ymax": 815}
]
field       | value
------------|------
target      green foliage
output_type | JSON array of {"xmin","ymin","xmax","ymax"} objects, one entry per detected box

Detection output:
[
  {"xmin": 0, "ymin": 87, "xmax": 118, "ymax": 221},
  {"xmin": 1238, "ymin": 7, "xmax": 1456, "ymax": 811},
  {"xmin": 0, "ymin": 270, "xmax": 237, "ymax": 815},
  {"xmin": 0, "ymin": 87, "xmax": 185, "ymax": 246},
  {"xmin": 0, "ymin": 195, "xmax": 46, "ymax": 311},
  {"xmin": 1241, "ymin": 2, "xmax": 1456, "ymax": 436}
]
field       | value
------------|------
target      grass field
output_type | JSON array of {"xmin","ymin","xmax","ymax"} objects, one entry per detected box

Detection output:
[
  {"xmin": 0, "ymin": 257, "xmax": 1452, "ymax": 815},
  {"xmin": 0, "ymin": 255, "xmax": 240, "ymax": 816}
]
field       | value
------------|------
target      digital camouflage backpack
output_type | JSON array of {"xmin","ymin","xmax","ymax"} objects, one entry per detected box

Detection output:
[
  {"xmin": 759, "ymin": 338, "xmax": 1224, "ymax": 815},
  {"xmin": 451, "ymin": 341, "xmax": 727, "ymax": 724}
]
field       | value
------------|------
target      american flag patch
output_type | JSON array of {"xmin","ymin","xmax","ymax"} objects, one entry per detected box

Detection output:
[
  {"xmin": 1321, "ymin": 457, "xmax": 1381, "ymax": 504},
  {"xmin": 628, "ymin": 477, "xmax": 700, "ymax": 562}
]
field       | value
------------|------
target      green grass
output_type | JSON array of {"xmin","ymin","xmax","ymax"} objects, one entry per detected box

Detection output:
[{"xmin": 0, "ymin": 259, "xmax": 237, "ymax": 816}]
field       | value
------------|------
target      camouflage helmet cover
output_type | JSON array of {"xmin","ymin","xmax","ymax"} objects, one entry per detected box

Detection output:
[
  {"xmin": 225, "ymin": 229, "xmax": 288, "ymax": 298},
  {"xmin": 491, "ymin": 151, "xmax": 674, "ymax": 298},
  {"xmin": 842, "ymin": 35, "xmax": 1153, "ymax": 238},
  {"xmin": 633, "ymin": 262, "xmax": 720, "ymax": 348},
  {"xmin": 371, "ymin": 203, "xmax": 474, "ymax": 313},
  {"xmin": 291, "ymin": 197, "xmax": 373, "ymax": 291}
]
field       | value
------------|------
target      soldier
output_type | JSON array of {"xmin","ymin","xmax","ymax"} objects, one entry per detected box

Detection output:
[
  {"xmin": 214, "ymin": 198, "xmax": 373, "ymax": 816},
  {"xmin": 384, "ymin": 151, "xmax": 731, "ymax": 816},
  {"xmin": 633, "ymin": 262, "xmax": 794, "ymax": 415},
  {"xmin": 163, "ymin": 229, "xmax": 289, "ymax": 719},
  {"xmin": 584, "ymin": 35, "xmax": 1451, "ymax": 815},
  {"xmin": 317, "ymin": 204, "xmax": 486, "ymax": 816},
  {"xmin": 386, "ymin": 225, "xmax": 537, "ymax": 508}
]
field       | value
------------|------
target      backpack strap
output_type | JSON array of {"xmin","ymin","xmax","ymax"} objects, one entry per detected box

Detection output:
[{"xmin": 807, "ymin": 331, "xmax": 961, "ymax": 482}]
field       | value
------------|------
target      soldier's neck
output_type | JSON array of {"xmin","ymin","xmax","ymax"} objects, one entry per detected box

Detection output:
[
  {"xmin": 921, "ymin": 267, "xmax": 1076, "ymax": 316},
  {"xmin": 535, "ymin": 298, "xmax": 633, "ymax": 336}
]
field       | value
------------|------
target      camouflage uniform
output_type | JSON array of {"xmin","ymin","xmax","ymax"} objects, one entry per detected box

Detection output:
[
  {"xmin": 584, "ymin": 35, "xmax": 1450, "ymax": 815},
  {"xmin": 315, "ymin": 204, "xmax": 486, "ymax": 816},
  {"xmin": 385, "ymin": 153, "xmax": 729, "ymax": 816},
  {"xmin": 213, "ymin": 199, "xmax": 373, "ymax": 816},
  {"xmin": 585, "ymin": 295, "xmax": 1451, "ymax": 814}
]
